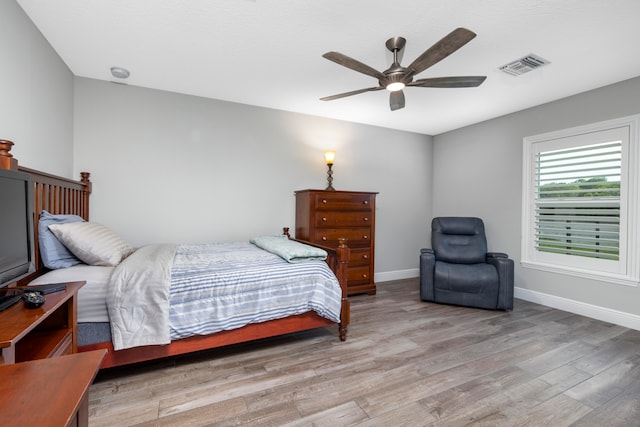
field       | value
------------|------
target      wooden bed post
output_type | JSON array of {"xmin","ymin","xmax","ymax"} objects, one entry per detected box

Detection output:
[
  {"xmin": 80, "ymin": 172, "xmax": 92, "ymax": 221},
  {"xmin": 0, "ymin": 140, "xmax": 18, "ymax": 170},
  {"xmin": 336, "ymin": 237, "xmax": 350, "ymax": 341}
]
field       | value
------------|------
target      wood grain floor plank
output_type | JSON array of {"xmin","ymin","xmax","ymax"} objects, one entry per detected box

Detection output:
[
  {"xmin": 506, "ymin": 393, "xmax": 593, "ymax": 426},
  {"xmin": 357, "ymin": 364, "xmax": 481, "ymax": 418},
  {"xmin": 354, "ymin": 401, "xmax": 440, "ymax": 427},
  {"xmin": 89, "ymin": 398, "xmax": 159, "ymax": 427},
  {"xmin": 570, "ymin": 381, "xmax": 640, "ymax": 426},
  {"xmin": 157, "ymin": 363, "xmax": 318, "ymax": 417},
  {"xmin": 564, "ymin": 354, "xmax": 640, "ymax": 408},
  {"xmin": 568, "ymin": 337, "xmax": 640, "ymax": 375},
  {"xmin": 281, "ymin": 401, "xmax": 369, "ymax": 427},
  {"xmin": 515, "ymin": 340, "xmax": 597, "ymax": 376},
  {"xmin": 418, "ymin": 368, "xmax": 526, "ymax": 422},
  {"xmin": 131, "ymin": 397, "xmax": 248, "ymax": 427}
]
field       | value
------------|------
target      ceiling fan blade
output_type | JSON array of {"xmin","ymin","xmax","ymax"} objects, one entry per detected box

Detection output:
[
  {"xmin": 322, "ymin": 52, "xmax": 387, "ymax": 81},
  {"xmin": 406, "ymin": 28, "xmax": 477, "ymax": 76},
  {"xmin": 408, "ymin": 76, "xmax": 487, "ymax": 88},
  {"xmin": 320, "ymin": 86, "xmax": 384, "ymax": 101},
  {"xmin": 389, "ymin": 90, "xmax": 405, "ymax": 111}
]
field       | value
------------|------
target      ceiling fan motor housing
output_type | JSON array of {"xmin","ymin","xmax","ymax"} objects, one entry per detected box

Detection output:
[{"xmin": 381, "ymin": 70, "xmax": 410, "ymax": 89}]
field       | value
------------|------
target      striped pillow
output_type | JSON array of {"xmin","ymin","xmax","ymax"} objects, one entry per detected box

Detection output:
[{"xmin": 48, "ymin": 222, "xmax": 134, "ymax": 266}]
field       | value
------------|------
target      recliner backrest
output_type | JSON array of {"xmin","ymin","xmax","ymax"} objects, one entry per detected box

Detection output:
[{"xmin": 431, "ymin": 217, "xmax": 487, "ymax": 264}]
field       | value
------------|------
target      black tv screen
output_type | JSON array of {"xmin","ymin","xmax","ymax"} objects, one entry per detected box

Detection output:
[{"xmin": 0, "ymin": 168, "xmax": 35, "ymax": 288}]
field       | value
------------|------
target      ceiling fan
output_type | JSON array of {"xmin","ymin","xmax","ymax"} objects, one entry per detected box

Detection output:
[{"xmin": 320, "ymin": 28, "xmax": 486, "ymax": 111}]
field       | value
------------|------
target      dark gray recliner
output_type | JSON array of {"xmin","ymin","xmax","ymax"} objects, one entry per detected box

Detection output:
[{"xmin": 420, "ymin": 217, "xmax": 514, "ymax": 310}]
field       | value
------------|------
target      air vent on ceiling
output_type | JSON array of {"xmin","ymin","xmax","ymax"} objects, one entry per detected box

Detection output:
[{"xmin": 500, "ymin": 54, "xmax": 550, "ymax": 76}]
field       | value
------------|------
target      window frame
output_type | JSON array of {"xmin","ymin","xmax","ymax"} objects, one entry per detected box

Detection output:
[{"xmin": 521, "ymin": 115, "xmax": 640, "ymax": 287}]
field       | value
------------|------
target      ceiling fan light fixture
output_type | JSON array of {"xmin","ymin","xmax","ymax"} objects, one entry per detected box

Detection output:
[{"xmin": 386, "ymin": 81, "xmax": 405, "ymax": 92}]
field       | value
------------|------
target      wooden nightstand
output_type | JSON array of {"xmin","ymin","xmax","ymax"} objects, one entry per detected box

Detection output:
[
  {"xmin": 0, "ymin": 349, "xmax": 106, "ymax": 427},
  {"xmin": 0, "ymin": 281, "xmax": 84, "ymax": 364}
]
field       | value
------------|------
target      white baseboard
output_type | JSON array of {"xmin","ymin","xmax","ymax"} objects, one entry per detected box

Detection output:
[
  {"xmin": 375, "ymin": 268, "xmax": 419, "ymax": 283},
  {"xmin": 515, "ymin": 287, "xmax": 640, "ymax": 331}
]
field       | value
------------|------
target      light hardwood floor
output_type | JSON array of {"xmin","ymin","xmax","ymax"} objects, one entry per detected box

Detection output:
[{"xmin": 89, "ymin": 278, "xmax": 640, "ymax": 426}]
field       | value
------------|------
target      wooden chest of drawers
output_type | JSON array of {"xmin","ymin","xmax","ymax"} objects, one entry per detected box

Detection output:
[{"xmin": 295, "ymin": 189, "xmax": 377, "ymax": 295}]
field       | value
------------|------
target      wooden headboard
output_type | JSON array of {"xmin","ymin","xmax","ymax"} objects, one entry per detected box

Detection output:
[{"xmin": 0, "ymin": 140, "xmax": 92, "ymax": 284}]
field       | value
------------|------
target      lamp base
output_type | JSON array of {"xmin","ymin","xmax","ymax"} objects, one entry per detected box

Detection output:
[{"xmin": 325, "ymin": 164, "xmax": 335, "ymax": 191}]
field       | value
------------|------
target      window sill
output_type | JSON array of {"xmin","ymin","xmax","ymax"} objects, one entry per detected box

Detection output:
[{"xmin": 521, "ymin": 260, "xmax": 639, "ymax": 287}]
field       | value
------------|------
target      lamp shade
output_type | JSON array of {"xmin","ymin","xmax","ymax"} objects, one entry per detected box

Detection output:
[{"xmin": 324, "ymin": 151, "xmax": 335, "ymax": 165}]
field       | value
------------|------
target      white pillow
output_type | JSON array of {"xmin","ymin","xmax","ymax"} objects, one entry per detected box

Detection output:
[{"xmin": 48, "ymin": 222, "xmax": 134, "ymax": 266}]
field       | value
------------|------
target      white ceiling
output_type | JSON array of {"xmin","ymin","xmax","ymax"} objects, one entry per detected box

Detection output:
[{"xmin": 16, "ymin": 0, "xmax": 640, "ymax": 135}]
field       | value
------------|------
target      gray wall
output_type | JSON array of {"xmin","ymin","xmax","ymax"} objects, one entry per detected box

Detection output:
[
  {"xmin": 433, "ymin": 76, "xmax": 640, "ymax": 319},
  {"xmin": 73, "ymin": 78, "xmax": 433, "ymax": 280},
  {"xmin": 0, "ymin": 0, "xmax": 74, "ymax": 176}
]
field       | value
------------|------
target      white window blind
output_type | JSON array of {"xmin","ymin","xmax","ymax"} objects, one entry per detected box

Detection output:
[{"xmin": 535, "ymin": 141, "xmax": 621, "ymax": 261}]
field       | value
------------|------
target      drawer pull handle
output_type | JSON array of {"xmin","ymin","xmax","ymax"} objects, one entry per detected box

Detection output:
[
  {"xmin": 363, "ymin": 200, "xmax": 369, "ymax": 205},
  {"xmin": 322, "ymin": 236, "xmax": 327, "ymax": 241},
  {"xmin": 363, "ymin": 235, "xmax": 368, "ymax": 239},
  {"xmin": 322, "ymin": 217, "xmax": 327, "ymax": 222},
  {"xmin": 362, "ymin": 274, "xmax": 368, "ymax": 278},
  {"xmin": 363, "ymin": 217, "xmax": 369, "ymax": 221},
  {"xmin": 362, "ymin": 254, "xmax": 368, "ymax": 259},
  {"xmin": 322, "ymin": 199, "xmax": 327, "ymax": 204}
]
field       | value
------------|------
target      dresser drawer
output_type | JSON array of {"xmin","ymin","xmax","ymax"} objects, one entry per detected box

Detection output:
[
  {"xmin": 314, "ymin": 193, "xmax": 374, "ymax": 211},
  {"xmin": 349, "ymin": 247, "xmax": 371, "ymax": 267},
  {"xmin": 348, "ymin": 265, "xmax": 372, "ymax": 285},
  {"xmin": 314, "ymin": 211, "xmax": 372, "ymax": 227},
  {"xmin": 314, "ymin": 228, "xmax": 372, "ymax": 247}
]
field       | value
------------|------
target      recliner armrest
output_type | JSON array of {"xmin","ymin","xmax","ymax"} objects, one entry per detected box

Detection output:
[
  {"xmin": 485, "ymin": 253, "xmax": 514, "ymax": 310},
  {"xmin": 487, "ymin": 252, "xmax": 508, "ymax": 259},
  {"xmin": 419, "ymin": 248, "xmax": 436, "ymax": 302}
]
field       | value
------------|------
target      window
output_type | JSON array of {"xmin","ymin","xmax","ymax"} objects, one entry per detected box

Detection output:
[{"xmin": 522, "ymin": 115, "xmax": 640, "ymax": 286}]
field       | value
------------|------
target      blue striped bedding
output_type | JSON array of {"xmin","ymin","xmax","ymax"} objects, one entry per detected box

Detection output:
[{"xmin": 168, "ymin": 242, "xmax": 342, "ymax": 340}]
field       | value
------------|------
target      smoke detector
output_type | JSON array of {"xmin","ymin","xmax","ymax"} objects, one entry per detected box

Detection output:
[
  {"xmin": 500, "ymin": 54, "xmax": 550, "ymax": 76},
  {"xmin": 110, "ymin": 67, "xmax": 130, "ymax": 79}
]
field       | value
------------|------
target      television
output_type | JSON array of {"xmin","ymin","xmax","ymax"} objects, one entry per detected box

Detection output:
[{"xmin": 0, "ymin": 168, "xmax": 35, "ymax": 288}]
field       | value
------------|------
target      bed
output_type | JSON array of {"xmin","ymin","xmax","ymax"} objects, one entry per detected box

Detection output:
[{"xmin": 0, "ymin": 140, "xmax": 350, "ymax": 369}]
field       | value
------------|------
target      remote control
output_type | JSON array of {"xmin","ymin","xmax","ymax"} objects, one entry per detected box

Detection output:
[{"xmin": 22, "ymin": 291, "xmax": 46, "ymax": 309}]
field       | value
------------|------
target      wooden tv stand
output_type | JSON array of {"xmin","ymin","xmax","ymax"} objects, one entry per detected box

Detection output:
[{"xmin": 0, "ymin": 281, "xmax": 84, "ymax": 364}]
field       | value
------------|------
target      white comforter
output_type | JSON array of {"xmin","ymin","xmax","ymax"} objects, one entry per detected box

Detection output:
[{"xmin": 108, "ymin": 244, "xmax": 177, "ymax": 350}]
